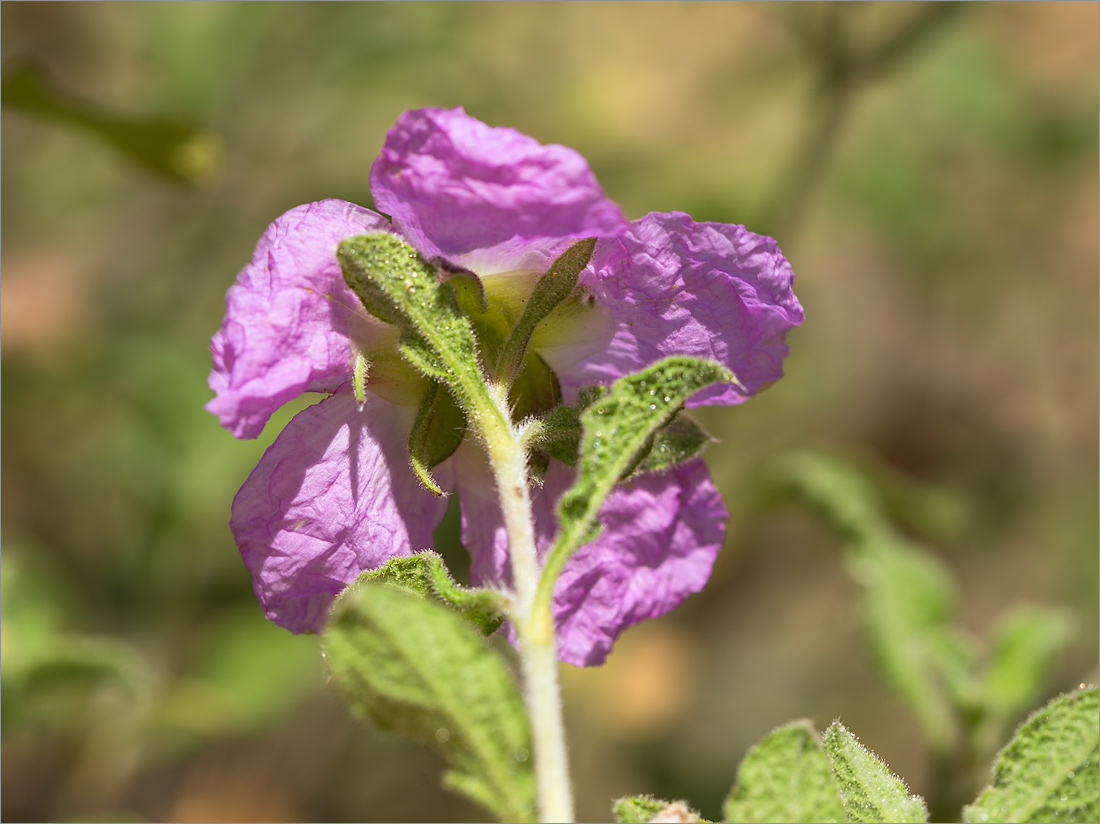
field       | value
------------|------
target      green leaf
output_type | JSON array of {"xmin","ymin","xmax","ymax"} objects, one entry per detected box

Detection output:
[
  {"xmin": 409, "ymin": 381, "xmax": 467, "ymax": 496},
  {"xmin": 324, "ymin": 581, "xmax": 533, "ymax": 822},
  {"xmin": 964, "ymin": 687, "xmax": 1099, "ymax": 824},
  {"xmin": 338, "ymin": 234, "xmax": 498, "ymax": 426},
  {"xmin": 767, "ymin": 451, "xmax": 893, "ymax": 544},
  {"xmin": 981, "ymin": 606, "xmax": 1075, "ymax": 720},
  {"xmin": 850, "ymin": 535, "xmax": 972, "ymax": 751},
  {"xmin": 822, "ymin": 722, "xmax": 928, "ymax": 823},
  {"xmin": 496, "ymin": 238, "xmax": 596, "ymax": 384},
  {"xmin": 772, "ymin": 452, "xmax": 975, "ymax": 751},
  {"xmin": 536, "ymin": 357, "xmax": 732, "ymax": 599},
  {"xmin": 356, "ymin": 552, "xmax": 507, "ymax": 637},
  {"xmin": 614, "ymin": 795, "xmax": 706, "ymax": 823},
  {"xmin": 723, "ymin": 719, "xmax": 847, "ymax": 823}
]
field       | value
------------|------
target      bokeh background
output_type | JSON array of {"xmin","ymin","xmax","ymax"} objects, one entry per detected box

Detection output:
[{"xmin": 2, "ymin": 3, "xmax": 1096, "ymax": 822}]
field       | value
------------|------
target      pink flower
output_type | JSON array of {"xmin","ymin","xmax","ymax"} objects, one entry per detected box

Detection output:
[{"xmin": 208, "ymin": 108, "xmax": 803, "ymax": 665}]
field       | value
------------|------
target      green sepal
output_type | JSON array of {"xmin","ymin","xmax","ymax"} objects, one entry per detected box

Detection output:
[
  {"xmin": 443, "ymin": 267, "xmax": 488, "ymax": 314},
  {"xmin": 531, "ymin": 402, "xmax": 584, "ymax": 467},
  {"xmin": 409, "ymin": 381, "xmax": 467, "ymax": 496},
  {"xmin": 532, "ymin": 395, "xmax": 714, "ymax": 477},
  {"xmin": 535, "ymin": 356, "xmax": 733, "ymax": 614},
  {"xmin": 614, "ymin": 795, "xmax": 707, "ymax": 823},
  {"xmin": 323, "ymin": 580, "xmax": 533, "ymax": 822},
  {"xmin": 963, "ymin": 687, "xmax": 1099, "ymax": 824},
  {"xmin": 527, "ymin": 449, "xmax": 550, "ymax": 487},
  {"xmin": 723, "ymin": 719, "xmax": 847, "ymax": 823},
  {"xmin": 509, "ymin": 350, "xmax": 561, "ymax": 424},
  {"xmin": 355, "ymin": 552, "xmax": 507, "ymax": 637},
  {"xmin": 496, "ymin": 238, "xmax": 596, "ymax": 384},
  {"xmin": 338, "ymin": 234, "xmax": 490, "ymax": 417},
  {"xmin": 822, "ymin": 722, "xmax": 929, "ymax": 823},
  {"xmin": 632, "ymin": 413, "xmax": 714, "ymax": 475}
]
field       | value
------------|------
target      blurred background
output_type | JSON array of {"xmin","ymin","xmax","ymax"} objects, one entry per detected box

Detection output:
[{"xmin": 2, "ymin": 3, "xmax": 1096, "ymax": 822}]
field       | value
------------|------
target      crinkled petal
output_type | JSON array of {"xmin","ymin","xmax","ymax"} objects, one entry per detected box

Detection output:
[
  {"xmin": 370, "ymin": 107, "xmax": 627, "ymax": 269},
  {"xmin": 456, "ymin": 452, "xmax": 726, "ymax": 667},
  {"xmin": 231, "ymin": 385, "xmax": 453, "ymax": 633},
  {"xmin": 568, "ymin": 211, "xmax": 804, "ymax": 406},
  {"xmin": 207, "ymin": 199, "xmax": 392, "ymax": 438}
]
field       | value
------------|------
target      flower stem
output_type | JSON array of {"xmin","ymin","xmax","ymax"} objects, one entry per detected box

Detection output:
[{"xmin": 480, "ymin": 387, "xmax": 575, "ymax": 824}]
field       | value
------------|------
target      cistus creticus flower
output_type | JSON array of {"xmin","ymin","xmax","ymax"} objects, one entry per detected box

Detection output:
[{"xmin": 207, "ymin": 107, "xmax": 803, "ymax": 666}]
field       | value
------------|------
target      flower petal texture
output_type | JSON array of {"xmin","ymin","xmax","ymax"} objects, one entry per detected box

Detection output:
[
  {"xmin": 457, "ymin": 455, "xmax": 727, "ymax": 666},
  {"xmin": 370, "ymin": 107, "xmax": 628, "ymax": 271},
  {"xmin": 231, "ymin": 386, "xmax": 453, "ymax": 633},
  {"xmin": 209, "ymin": 107, "xmax": 801, "ymax": 665},
  {"xmin": 571, "ymin": 211, "xmax": 804, "ymax": 406},
  {"xmin": 208, "ymin": 199, "xmax": 391, "ymax": 438}
]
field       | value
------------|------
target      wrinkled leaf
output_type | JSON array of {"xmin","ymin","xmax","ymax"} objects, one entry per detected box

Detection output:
[
  {"xmin": 964, "ymin": 687, "xmax": 1099, "ymax": 824},
  {"xmin": 324, "ymin": 581, "xmax": 533, "ymax": 821},
  {"xmin": 723, "ymin": 719, "xmax": 847, "ymax": 823},
  {"xmin": 822, "ymin": 722, "xmax": 928, "ymax": 823}
]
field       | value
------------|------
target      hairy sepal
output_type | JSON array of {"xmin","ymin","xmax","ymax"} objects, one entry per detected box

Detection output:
[
  {"xmin": 409, "ymin": 381, "xmax": 466, "ymax": 496},
  {"xmin": 534, "ymin": 401, "xmax": 714, "ymax": 479},
  {"xmin": 338, "ymin": 234, "xmax": 490, "ymax": 418},
  {"xmin": 496, "ymin": 237, "xmax": 596, "ymax": 384}
]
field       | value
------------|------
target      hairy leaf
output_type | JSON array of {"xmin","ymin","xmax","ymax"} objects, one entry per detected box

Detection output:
[
  {"xmin": 822, "ymin": 722, "xmax": 928, "ymax": 823},
  {"xmin": 324, "ymin": 582, "xmax": 533, "ymax": 821},
  {"xmin": 723, "ymin": 719, "xmax": 847, "ymax": 823},
  {"xmin": 356, "ymin": 552, "xmax": 507, "ymax": 636},
  {"xmin": 537, "ymin": 356, "xmax": 732, "ymax": 597},
  {"xmin": 964, "ymin": 687, "xmax": 1099, "ymax": 824}
]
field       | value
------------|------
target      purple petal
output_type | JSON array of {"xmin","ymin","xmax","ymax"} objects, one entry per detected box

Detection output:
[
  {"xmin": 456, "ymin": 453, "xmax": 727, "ymax": 667},
  {"xmin": 568, "ymin": 211, "xmax": 804, "ymax": 406},
  {"xmin": 231, "ymin": 385, "xmax": 452, "ymax": 633},
  {"xmin": 207, "ymin": 199, "xmax": 392, "ymax": 439},
  {"xmin": 370, "ymin": 107, "xmax": 627, "ymax": 267}
]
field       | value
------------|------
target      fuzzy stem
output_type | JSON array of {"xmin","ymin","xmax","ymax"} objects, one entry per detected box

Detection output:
[{"xmin": 480, "ymin": 385, "xmax": 574, "ymax": 824}]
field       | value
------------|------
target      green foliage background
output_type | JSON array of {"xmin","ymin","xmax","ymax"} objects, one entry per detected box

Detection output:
[{"xmin": 2, "ymin": 3, "xmax": 1096, "ymax": 822}]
